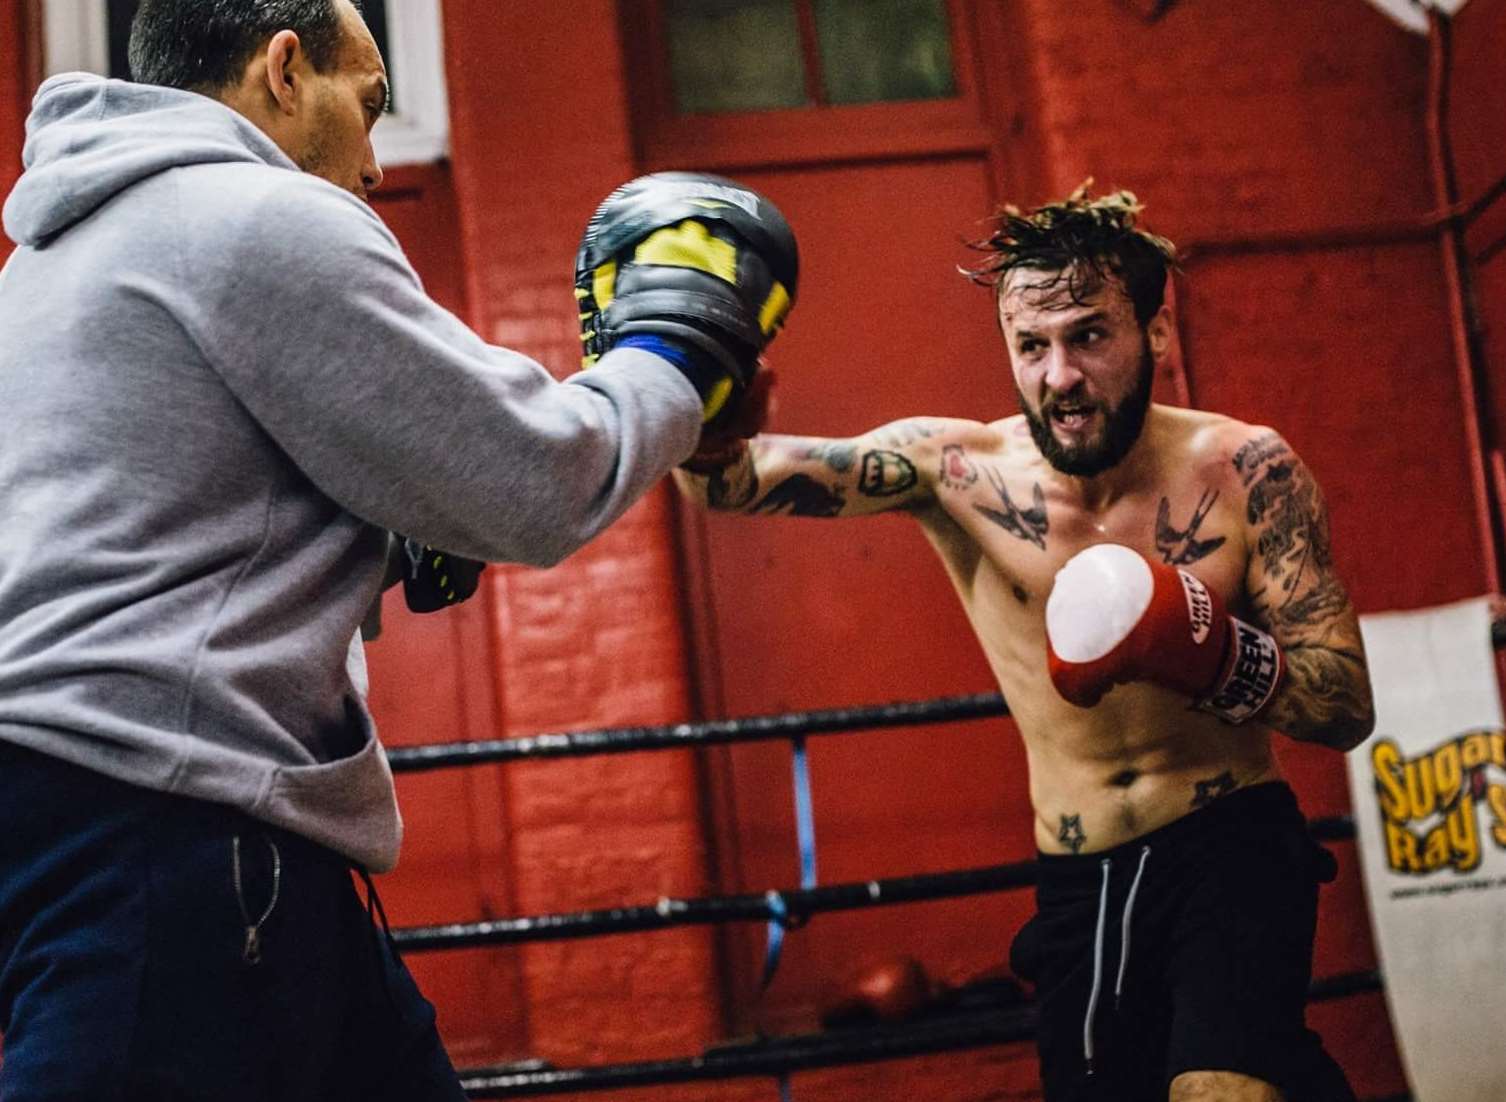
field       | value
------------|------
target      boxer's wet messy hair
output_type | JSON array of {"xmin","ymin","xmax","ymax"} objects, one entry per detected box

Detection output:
[
  {"xmin": 128, "ymin": 0, "xmax": 363, "ymax": 93},
  {"xmin": 967, "ymin": 183, "xmax": 1179, "ymax": 326}
]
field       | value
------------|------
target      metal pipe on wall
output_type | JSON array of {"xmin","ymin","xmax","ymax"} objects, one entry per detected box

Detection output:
[{"xmin": 1427, "ymin": 6, "xmax": 1503, "ymax": 593}]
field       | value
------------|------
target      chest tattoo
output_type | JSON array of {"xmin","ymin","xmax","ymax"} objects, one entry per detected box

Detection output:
[
  {"xmin": 974, "ymin": 466, "xmax": 1048, "ymax": 550},
  {"xmin": 1155, "ymin": 488, "xmax": 1227, "ymax": 565}
]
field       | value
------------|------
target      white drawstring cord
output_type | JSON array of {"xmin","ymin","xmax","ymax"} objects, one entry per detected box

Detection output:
[
  {"xmin": 1083, "ymin": 858, "xmax": 1111, "ymax": 1073},
  {"xmin": 1115, "ymin": 846, "xmax": 1152, "ymax": 1008}
]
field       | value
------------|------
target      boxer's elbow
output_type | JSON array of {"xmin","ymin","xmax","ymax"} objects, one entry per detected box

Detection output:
[{"xmin": 1326, "ymin": 709, "xmax": 1375, "ymax": 753}]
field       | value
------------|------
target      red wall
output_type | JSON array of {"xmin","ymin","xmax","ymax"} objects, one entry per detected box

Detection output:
[
  {"xmin": 1453, "ymin": 0, "xmax": 1506, "ymax": 483},
  {"xmin": 0, "ymin": 0, "xmax": 32, "ymax": 265},
  {"xmin": 6, "ymin": 1, "xmax": 1506, "ymax": 1099}
]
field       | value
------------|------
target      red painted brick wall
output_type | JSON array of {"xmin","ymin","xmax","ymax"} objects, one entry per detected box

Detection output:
[{"xmin": 430, "ymin": 0, "xmax": 724, "ymax": 1073}]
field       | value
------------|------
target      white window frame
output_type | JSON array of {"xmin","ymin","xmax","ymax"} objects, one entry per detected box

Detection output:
[
  {"xmin": 1362, "ymin": 0, "xmax": 1472, "ymax": 34},
  {"xmin": 42, "ymin": 0, "xmax": 450, "ymax": 166}
]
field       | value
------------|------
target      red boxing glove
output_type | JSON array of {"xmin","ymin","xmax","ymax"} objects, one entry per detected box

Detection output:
[{"xmin": 1044, "ymin": 543, "xmax": 1284, "ymax": 724}]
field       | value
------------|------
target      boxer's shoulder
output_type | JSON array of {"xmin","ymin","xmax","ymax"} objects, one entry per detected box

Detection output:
[{"xmin": 1154, "ymin": 407, "xmax": 1285, "ymax": 489}]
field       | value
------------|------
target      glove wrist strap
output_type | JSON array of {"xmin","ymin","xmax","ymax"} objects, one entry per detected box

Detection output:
[
  {"xmin": 615, "ymin": 333, "xmax": 733, "ymax": 419},
  {"xmin": 1196, "ymin": 616, "xmax": 1284, "ymax": 724}
]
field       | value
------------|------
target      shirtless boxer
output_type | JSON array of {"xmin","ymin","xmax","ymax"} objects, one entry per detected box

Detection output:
[{"xmin": 675, "ymin": 188, "xmax": 1373, "ymax": 1101}]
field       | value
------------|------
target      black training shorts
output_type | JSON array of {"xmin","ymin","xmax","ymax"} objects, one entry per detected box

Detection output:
[{"xmin": 1009, "ymin": 782, "xmax": 1356, "ymax": 1101}]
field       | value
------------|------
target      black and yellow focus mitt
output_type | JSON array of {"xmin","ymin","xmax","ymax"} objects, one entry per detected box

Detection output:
[{"xmin": 574, "ymin": 171, "xmax": 798, "ymax": 423}]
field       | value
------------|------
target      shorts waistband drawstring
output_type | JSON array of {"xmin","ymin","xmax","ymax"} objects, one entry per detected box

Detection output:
[
  {"xmin": 1083, "ymin": 858, "xmax": 1111, "ymax": 1075},
  {"xmin": 1083, "ymin": 844, "xmax": 1153, "ymax": 1075},
  {"xmin": 1115, "ymin": 846, "xmax": 1152, "ymax": 1008}
]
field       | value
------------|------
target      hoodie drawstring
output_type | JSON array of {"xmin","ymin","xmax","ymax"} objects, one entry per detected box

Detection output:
[
  {"xmin": 1083, "ymin": 845, "xmax": 1153, "ymax": 1074},
  {"xmin": 357, "ymin": 865, "xmax": 401, "ymax": 1009}
]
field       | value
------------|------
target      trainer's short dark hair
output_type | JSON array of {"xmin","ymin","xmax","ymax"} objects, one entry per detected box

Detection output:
[
  {"xmin": 128, "ymin": 0, "xmax": 363, "ymax": 93},
  {"xmin": 967, "ymin": 183, "xmax": 1179, "ymax": 326}
]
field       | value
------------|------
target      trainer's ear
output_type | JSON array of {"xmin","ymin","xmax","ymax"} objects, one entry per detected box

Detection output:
[
  {"xmin": 261, "ymin": 30, "xmax": 304, "ymax": 116},
  {"xmin": 1146, "ymin": 302, "xmax": 1174, "ymax": 363}
]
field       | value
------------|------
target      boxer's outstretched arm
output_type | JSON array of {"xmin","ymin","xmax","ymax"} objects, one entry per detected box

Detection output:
[
  {"xmin": 1236, "ymin": 430, "xmax": 1375, "ymax": 751},
  {"xmin": 675, "ymin": 418, "xmax": 981, "ymax": 518}
]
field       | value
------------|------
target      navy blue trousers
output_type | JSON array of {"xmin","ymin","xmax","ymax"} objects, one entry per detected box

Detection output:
[{"xmin": 0, "ymin": 741, "xmax": 468, "ymax": 1102}]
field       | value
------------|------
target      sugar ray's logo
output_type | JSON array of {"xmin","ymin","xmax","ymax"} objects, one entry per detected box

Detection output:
[{"xmin": 1371, "ymin": 729, "xmax": 1506, "ymax": 875}]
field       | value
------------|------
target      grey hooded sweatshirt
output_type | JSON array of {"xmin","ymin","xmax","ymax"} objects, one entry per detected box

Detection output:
[{"xmin": 0, "ymin": 75, "xmax": 704, "ymax": 871}]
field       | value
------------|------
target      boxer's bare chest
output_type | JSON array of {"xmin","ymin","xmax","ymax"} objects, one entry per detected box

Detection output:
[{"xmin": 919, "ymin": 422, "xmax": 1249, "ymax": 661}]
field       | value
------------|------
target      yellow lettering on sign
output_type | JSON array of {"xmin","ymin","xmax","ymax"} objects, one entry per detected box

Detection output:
[
  {"xmin": 1385, "ymin": 818, "xmax": 1421, "ymax": 873},
  {"xmin": 1445, "ymin": 794, "xmax": 1481, "ymax": 872},
  {"xmin": 1461, "ymin": 732, "xmax": 1491, "ymax": 770},
  {"xmin": 1489, "ymin": 783, "xmax": 1506, "ymax": 848},
  {"xmin": 1373, "ymin": 740, "xmax": 1408, "ymax": 822}
]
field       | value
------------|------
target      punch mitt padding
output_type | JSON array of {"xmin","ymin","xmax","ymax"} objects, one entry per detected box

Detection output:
[{"xmin": 574, "ymin": 172, "xmax": 798, "ymax": 420}]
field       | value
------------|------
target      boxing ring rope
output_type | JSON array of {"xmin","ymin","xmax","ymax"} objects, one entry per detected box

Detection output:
[
  {"xmin": 385, "ymin": 692, "xmax": 1009, "ymax": 772},
  {"xmin": 381, "ymin": 636, "xmax": 1473, "ymax": 1099},
  {"xmin": 385, "ymin": 621, "xmax": 1506, "ymax": 777},
  {"xmin": 454, "ymin": 973, "xmax": 1396, "ymax": 1100}
]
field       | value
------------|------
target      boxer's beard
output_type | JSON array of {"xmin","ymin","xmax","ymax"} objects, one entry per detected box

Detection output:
[{"xmin": 1019, "ymin": 338, "xmax": 1154, "ymax": 477}]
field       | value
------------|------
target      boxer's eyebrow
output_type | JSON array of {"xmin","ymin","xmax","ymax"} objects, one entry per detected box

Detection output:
[{"xmin": 1065, "ymin": 311, "xmax": 1110, "ymax": 330}]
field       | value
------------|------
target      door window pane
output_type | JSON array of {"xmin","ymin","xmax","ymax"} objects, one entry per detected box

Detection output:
[
  {"xmin": 107, "ymin": 0, "xmax": 136, "ymax": 78},
  {"xmin": 813, "ymin": 0, "xmax": 955, "ymax": 105},
  {"xmin": 665, "ymin": 0, "xmax": 808, "ymax": 115},
  {"xmin": 363, "ymin": 0, "xmax": 394, "ymax": 107}
]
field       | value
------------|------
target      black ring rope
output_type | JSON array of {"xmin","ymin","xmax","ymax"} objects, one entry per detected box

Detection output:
[
  {"xmin": 393, "ymin": 616, "xmax": 1505, "ymax": 774},
  {"xmin": 386, "ymin": 692, "xmax": 1009, "ymax": 773},
  {"xmin": 393, "ymin": 815, "xmax": 1356, "ymax": 953},
  {"xmin": 455, "ymin": 969, "xmax": 1390, "ymax": 1098}
]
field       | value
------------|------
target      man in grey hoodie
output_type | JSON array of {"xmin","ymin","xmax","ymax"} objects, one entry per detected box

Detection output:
[{"xmin": 0, "ymin": 1, "xmax": 794, "ymax": 1098}]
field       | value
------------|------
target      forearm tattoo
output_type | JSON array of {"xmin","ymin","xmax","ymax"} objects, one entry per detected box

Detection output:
[
  {"xmin": 1239, "ymin": 437, "xmax": 1373, "ymax": 748},
  {"xmin": 858, "ymin": 449, "xmax": 918, "ymax": 496},
  {"xmin": 706, "ymin": 452, "xmax": 760, "ymax": 510},
  {"xmin": 1264, "ymin": 644, "xmax": 1374, "ymax": 749},
  {"xmin": 974, "ymin": 466, "xmax": 1048, "ymax": 549},
  {"xmin": 751, "ymin": 474, "xmax": 846, "ymax": 517},
  {"xmin": 1058, "ymin": 814, "xmax": 1087, "ymax": 854},
  {"xmin": 1155, "ymin": 488, "xmax": 1227, "ymax": 565},
  {"xmin": 805, "ymin": 442, "xmax": 857, "ymax": 473}
]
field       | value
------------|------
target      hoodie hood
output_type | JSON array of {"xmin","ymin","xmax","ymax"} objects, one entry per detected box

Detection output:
[{"xmin": 3, "ymin": 73, "xmax": 297, "ymax": 246}]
